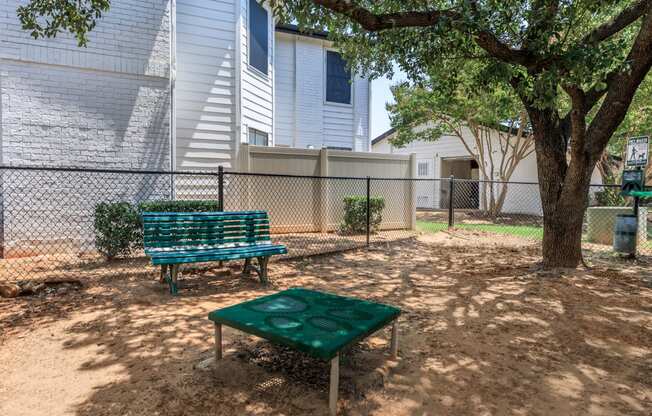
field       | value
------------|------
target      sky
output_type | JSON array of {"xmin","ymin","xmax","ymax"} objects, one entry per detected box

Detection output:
[{"xmin": 369, "ymin": 69, "xmax": 406, "ymax": 140}]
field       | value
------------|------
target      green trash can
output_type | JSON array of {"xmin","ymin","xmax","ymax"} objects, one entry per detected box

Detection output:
[{"xmin": 613, "ymin": 214, "xmax": 638, "ymax": 254}]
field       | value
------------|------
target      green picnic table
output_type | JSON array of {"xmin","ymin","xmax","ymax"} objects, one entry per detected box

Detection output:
[{"xmin": 208, "ymin": 288, "xmax": 401, "ymax": 415}]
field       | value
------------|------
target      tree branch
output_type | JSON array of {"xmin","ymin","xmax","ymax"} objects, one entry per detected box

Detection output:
[
  {"xmin": 581, "ymin": 0, "xmax": 649, "ymax": 46},
  {"xmin": 587, "ymin": 2, "xmax": 652, "ymax": 159},
  {"xmin": 311, "ymin": 0, "xmax": 538, "ymax": 67}
]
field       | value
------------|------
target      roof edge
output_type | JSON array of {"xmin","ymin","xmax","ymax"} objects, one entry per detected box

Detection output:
[{"xmin": 275, "ymin": 23, "xmax": 330, "ymax": 40}]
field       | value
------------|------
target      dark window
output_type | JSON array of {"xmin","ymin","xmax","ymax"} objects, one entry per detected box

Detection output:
[
  {"xmin": 326, "ymin": 51, "xmax": 351, "ymax": 104},
  {"xmin": 249, "ymin": 0, "xmax": 268, "ymax": 75},
  {"xmin": 249, "ymin": 128, "xmax": 268, "ymax": 146}
]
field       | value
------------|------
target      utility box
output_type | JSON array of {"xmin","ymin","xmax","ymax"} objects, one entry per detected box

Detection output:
[{"xmin": 586, "ymin": 207, "xmax": 648, "ymax": 246}]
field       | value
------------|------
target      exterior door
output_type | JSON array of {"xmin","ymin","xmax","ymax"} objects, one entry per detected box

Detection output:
[{"xmin": 416, "ymin": 158, "xmax": 435, "ymax": 209}]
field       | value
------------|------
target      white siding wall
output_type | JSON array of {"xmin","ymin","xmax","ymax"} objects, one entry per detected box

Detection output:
[
  {"xmin": 273, "ymin": 32, "xmax": 370, "ymax": 151},
  {"xmin": 373, "ymin": 127, "xmax": 544, "ymax": 214},
  {"xmin": 373, "ymin": 127, "xmax": 605, "ymax": 216},
  {"xmin": 274, "ymin": 35, "xmax": 295, "ymax": 147},
  {"xmin": 239, "ymin": 0, "xmax": 274, "ymax": 144},
  {"xmin": 175, "ymin": 0, "xmax": 237, "ymax": 170}
]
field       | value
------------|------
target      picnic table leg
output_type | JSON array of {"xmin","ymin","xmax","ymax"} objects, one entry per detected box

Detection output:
[
  {"xmin": 329, "ymin": 354, "xmax": 339, "ymax": 416},
  {"xmin": 214, "ymin": 323, "xmax": 223, "ymax": 361},
  {"xmin": 390, "ymin": 320, "xmax": 399, "ymax": 359}
]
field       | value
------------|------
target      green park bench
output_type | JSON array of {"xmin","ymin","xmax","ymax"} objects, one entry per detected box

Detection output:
[
  {"xmin": 209, "ymin": 288, "xmax": 401, "ymax": 415},
  {"xmin": 143, "ymin": 211, "xmax": 287, "ymax": 294}
]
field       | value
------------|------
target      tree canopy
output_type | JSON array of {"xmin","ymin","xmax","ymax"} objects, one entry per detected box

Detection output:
[
  {"xmin": 17, "ymin": 0, "xmax": 110, "ymax": 47},
  {"xmin": 269, "ymin": 0, "xmax": 652, "ymax": 267}
]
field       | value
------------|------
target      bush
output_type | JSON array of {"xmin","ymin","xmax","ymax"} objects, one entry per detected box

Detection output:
[
  {"xmin": 340, "ymin": 196, "xmax": 385, "ymax": 234},
  {"xmin": 138, "ymin": 199, "xmax": 220, "ymax": 213},
  {"xmin": 594, "ymin": 187, "xmax": 629, "ymax": 207},
  {"xmin": 94, "ymin": 202, "xmax": 143, "ymax": 259},
  {"xmin": 94, "ymin": 200, "xmax": 221, "ymax": 259}
]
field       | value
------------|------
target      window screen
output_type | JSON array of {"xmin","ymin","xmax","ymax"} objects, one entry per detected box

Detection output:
[
  {"xmin": 326, "ymin": 51, "xmax": 351, "ymax": 104},
  {"xmin": 418, "ymin": 162, "xmax": 430, "ymax": 176},
  {"xmin": 249, "ymin": 128, "xmax": 269, "ymax": 146},
  {"xmin": 249, "ymin": 0, "xmax": 268, "ymax": 75}
]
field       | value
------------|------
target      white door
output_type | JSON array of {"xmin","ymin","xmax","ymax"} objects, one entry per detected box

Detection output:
[{"xmin": 416, "ymin": 158, "xmax": 435, "ymax": 209}]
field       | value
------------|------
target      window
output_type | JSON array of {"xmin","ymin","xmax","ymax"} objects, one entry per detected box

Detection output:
[
  {"xmin": 326, "ymin": 146, "xmax": 352, "ymax": 151},
  {"xmin": 326, "ymin": 51, "xmax": 351, "ymax": 104},
  {"xmin": 418, "ymin": 161, "xmax": 430, "ymax": 176},
  {"xmin": 249, "ymin": 128, "xmax": 268, "ymax": 146},
  {"xmin": 248, "ymin": 0, "xmax": 268, "ymax": 75}
]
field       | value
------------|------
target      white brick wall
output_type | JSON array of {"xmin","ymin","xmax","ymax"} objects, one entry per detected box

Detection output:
[
  {"xmin": 0, "ymin": 0, "xmax": 172, "ymax": 257},
  {"xmin": 0, "ymin": 0, "xmax": 172, "ymax": 169}
]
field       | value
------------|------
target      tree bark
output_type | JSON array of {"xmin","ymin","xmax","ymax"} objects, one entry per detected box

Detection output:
[
  {"xmin": 538, "ymin": 169, "xmax": 592, "ymax": 268},
  {"xmin": 530, "ymin": 105, "xmax": 597, "ymax": 268}
]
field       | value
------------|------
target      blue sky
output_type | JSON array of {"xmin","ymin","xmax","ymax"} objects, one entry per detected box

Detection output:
[{"xmin": 369, "ymin": 70, "xmax": 406, "ymax": 140}]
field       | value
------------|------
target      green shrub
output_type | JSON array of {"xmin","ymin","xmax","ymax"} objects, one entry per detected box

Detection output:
[
  {"xmin": 340, "ymin": 196, "xmax": 386, "ymax": 234},
  {"xmin": 138, "ymin": 199, "xmax": 220, "ymax": 213},
  {"xmin": 594, "ymin": 187, "xmax": 629, "ymax": 207},
  {"xmin": 94, "ymin": 202, "xmax": 142, "ymax": 259},
  {"xmin": 94, "ymin": 200, "xmax": 221, "ymax": 260}
]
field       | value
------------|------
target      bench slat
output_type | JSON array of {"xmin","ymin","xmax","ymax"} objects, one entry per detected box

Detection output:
[
  {"xmin": 143, "ymin": 223, "xmax": 270, "ymax": 234},
  {"xmin": 149, "ymin": 245, "xmax": 287, "ymax": 265},
  {"xmin": 145, "ymin": 238, "xmax": 271, "ymax": 248}
]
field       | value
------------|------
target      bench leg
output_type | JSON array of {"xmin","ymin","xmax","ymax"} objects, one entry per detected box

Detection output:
[
  {"xmin": 242, "ymin": 258, "xmax": 252, "ymax": 276},
  {"xmin": 390, "ymin": 319, "xmax": 399, "ymax": 359},
  {"xmin": 159, "ymin": 265, "xmax": 168, "ymax": 283},
  {"xmin": 214, "ymin": 323, "xmax": 223, "ymax": 361},
  {"xmin": 168, "ymin": 264, "xmax": 180, "ymax": 295},
  {"xmin": 257, "ymin": 256, "xmax": 270, "ymax": 284},
  {"xmin": 329, "ymin": 354, "xmax": 339, "ymax": 416}
]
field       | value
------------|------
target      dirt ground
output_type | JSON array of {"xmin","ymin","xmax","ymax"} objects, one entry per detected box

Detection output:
[{"xmin": 1, "ymin": 231, "xmax": 651, "ymax": 416}]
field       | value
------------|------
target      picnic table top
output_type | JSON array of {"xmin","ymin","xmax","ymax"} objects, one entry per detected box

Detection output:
[{"xmin": 208, "ymin": 288, "xmax": 400, "ymax": 360}]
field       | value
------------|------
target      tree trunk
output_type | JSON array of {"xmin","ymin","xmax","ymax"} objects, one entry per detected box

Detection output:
[
  {"xmin": 538, "ymin": 163, "xmax": 593, "ymax": 268},
  {"xmin": 529, "ymin": 108, "xmax": 595, "ymax": 269},
  {"xmin": 540, "ymin": 199, "xmax": 586, "ymax": 268}
]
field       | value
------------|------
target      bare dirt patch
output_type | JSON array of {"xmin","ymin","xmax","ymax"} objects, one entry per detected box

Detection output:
[{"xmin": 1, "ymin": 233, "xmax": 651, "ymax": 415}]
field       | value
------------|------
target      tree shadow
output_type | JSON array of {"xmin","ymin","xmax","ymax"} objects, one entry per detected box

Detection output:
[{"xmin": 1, "ymin": 238, "xmax": 651, "ymax": 415}]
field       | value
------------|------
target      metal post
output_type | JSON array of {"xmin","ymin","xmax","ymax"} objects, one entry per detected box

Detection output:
[
  {"xmin": 214, "ymin": 323, "xmax": 223, "ymax": 361},
  {"xmin": 448, "ymin": 175, "xmax": 455, "ymax": 229},
  {"xmin": 218, "ymin": 165, "xmax": 224, "ymax": 212},
  {"xmin": 390, "ymin": 320, "xmax": 399, "ymax": 359},
  {"xmin": 329, "ymin": 354, "xmax": 339, "ymax": 416},
  {"xmin": 366, "ymin": 176, "xmax": 371, "ymax": 246},
  {"xmin": 633, "ymin": 195, "xmax": 640, "ymax": 256}
]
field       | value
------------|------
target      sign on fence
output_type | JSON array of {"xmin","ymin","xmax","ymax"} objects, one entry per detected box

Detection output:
[{"xmin": 625, "ymin": 136, "xmax": 649, "ymax": 167}]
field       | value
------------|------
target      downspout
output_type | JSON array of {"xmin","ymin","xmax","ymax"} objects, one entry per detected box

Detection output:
[
  {"xmin": 234, "ymin": 0, "xmax": 243, "ymax": 168},
  {"xmin": 367, "ymin": 78, "xmax": 372, "ymax": 152},
  {"xmin": 169, "ymin": 0, "xmax": 177, "ymax": 197}
]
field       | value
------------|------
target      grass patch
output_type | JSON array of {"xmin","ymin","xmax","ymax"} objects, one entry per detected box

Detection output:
[{"xmin": 417, "ymin": 220, "xmax": 543, "ymax": 240}]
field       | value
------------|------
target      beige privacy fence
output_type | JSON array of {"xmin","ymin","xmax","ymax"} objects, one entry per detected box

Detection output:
[{"xmin": 221, "ymin": 145, "xmax": 417, "ymax": 233}]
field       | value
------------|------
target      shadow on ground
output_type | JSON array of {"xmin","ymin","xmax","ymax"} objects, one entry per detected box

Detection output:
[{"xmin": 1, "ymin": 234, "xmax": 651, "ymax": 415}]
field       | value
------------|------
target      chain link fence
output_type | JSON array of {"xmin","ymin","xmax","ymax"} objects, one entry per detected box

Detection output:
[{"xmin": 0, "ymin": 166, "xmax": 649, "ymax": 283}]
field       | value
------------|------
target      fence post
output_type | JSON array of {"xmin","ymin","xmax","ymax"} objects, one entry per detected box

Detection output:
[
  {"xmin": 366, "ymin": 176, "xmax": 371, "ymax": 246},
  {"xmin": 218, "ymin": 165, "xmax": 224, "ymax": 212},
  {"xmin": 319, "ymin": 148, "xmax": 330, "ymax": 233},
  {"xmin": 409, "ymin": 153, "xmax": 417, "ymax": 230},
  {"xmin": 448, "ymin": 175, "xmax": 455, "ymax": 229}
]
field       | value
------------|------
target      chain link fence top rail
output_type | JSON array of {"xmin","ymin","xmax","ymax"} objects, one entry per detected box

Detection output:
[{"xmin": 0, "ymin": 166, "xmax": 648, "ymax": 282}]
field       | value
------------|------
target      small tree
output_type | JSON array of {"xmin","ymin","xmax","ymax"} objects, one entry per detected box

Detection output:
[{"xmin": 387, "ymin": 65, "xmax": 534, "ymax": 217}]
